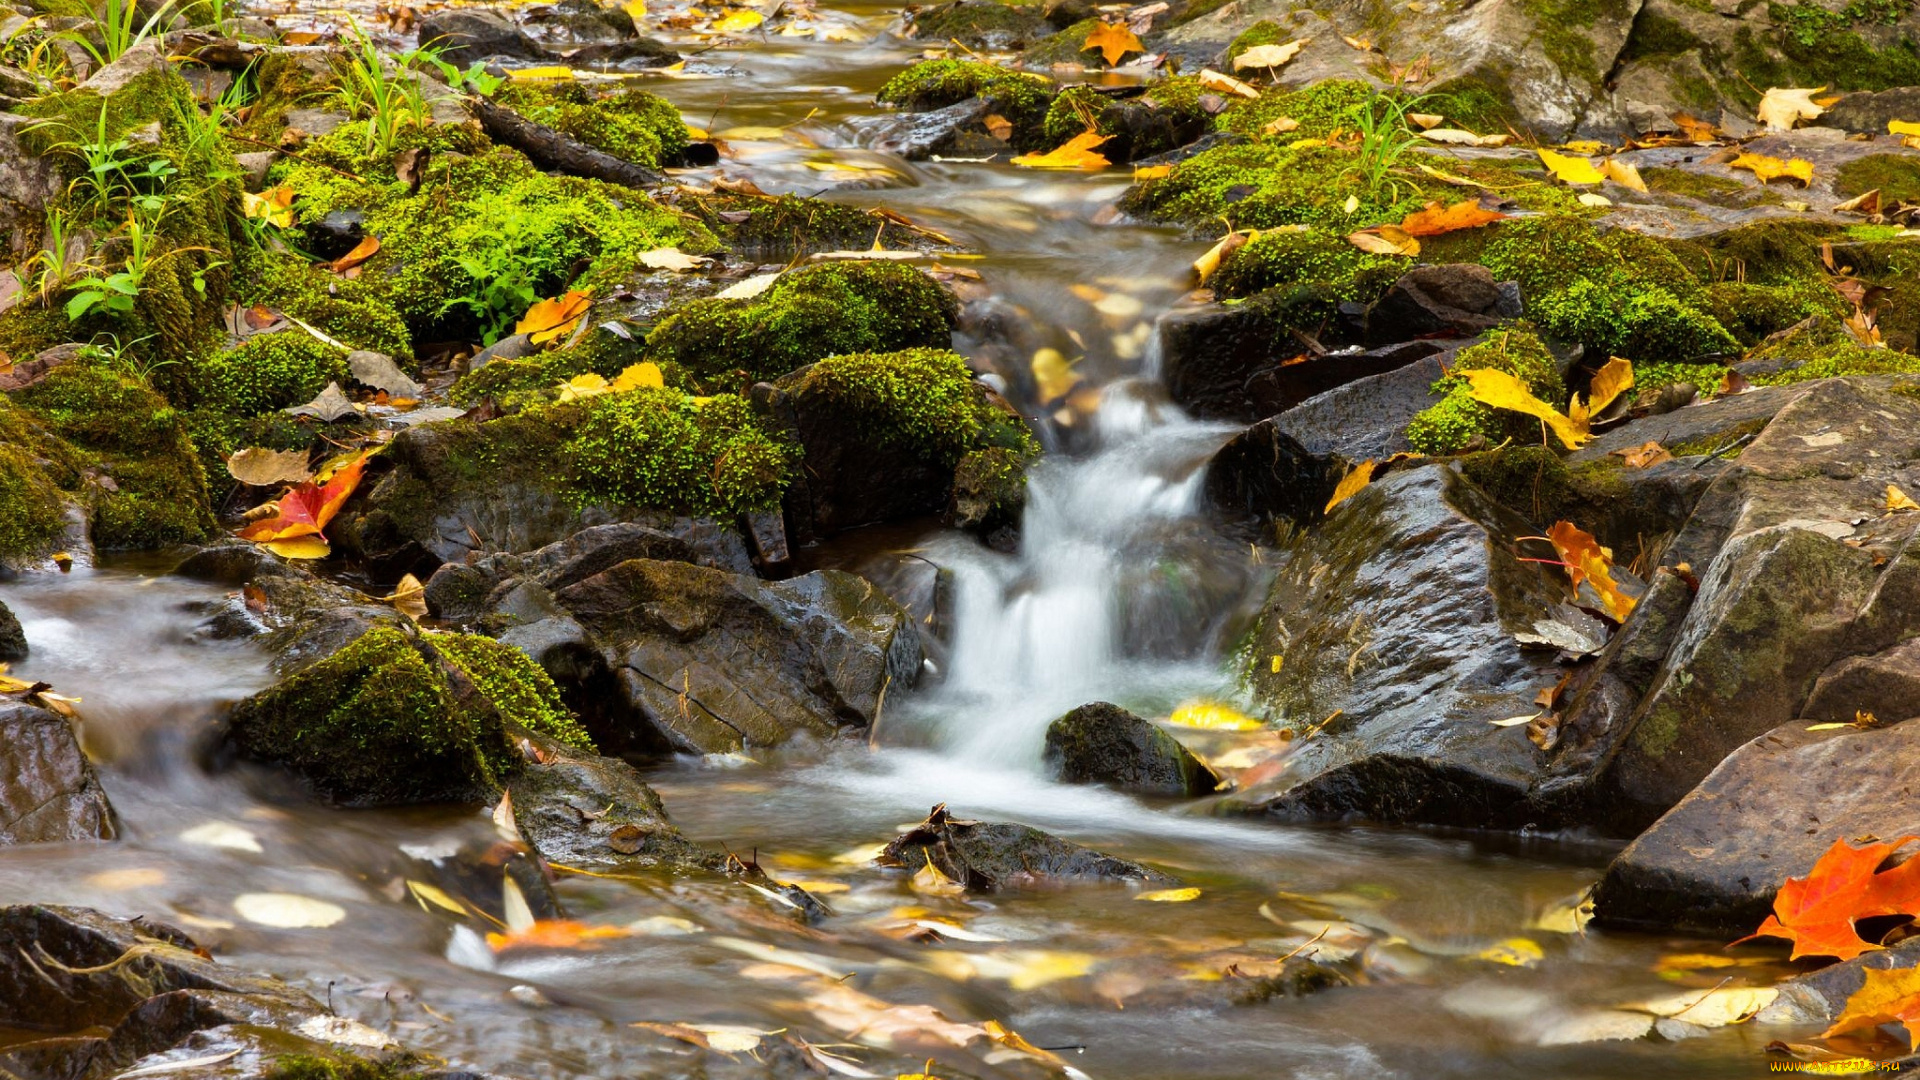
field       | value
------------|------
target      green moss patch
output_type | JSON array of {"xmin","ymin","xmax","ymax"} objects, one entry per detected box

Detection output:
[
  {"xmin": 1406, "ymin": 326, "xmax": 1564, "ymax": 455},
  {"xmin": 876, "ymin": 59, "xmax": 1054, "ymax": 149},
  {"xmin": 1836, "ymin": 153, "xmax": 1920, "ymax": 202},
  {"xmin": 494, "ymin": 83, "xmax": 690, "ymax": 169},
  {"xmin": 561, "ymin": 389, "xmax": 796, "ymax": 516}
]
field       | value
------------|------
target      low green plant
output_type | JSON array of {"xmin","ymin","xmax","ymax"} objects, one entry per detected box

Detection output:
[
  {"xmin": 1342, "ymin": 88, "xmax": 1433, "ymax": 202},
  {"xmin": 12, "ymin": 208, "xmax": 102, "ymax": 307},
  {"xmin": 65, "ymin": 209, "xmax": 211, "ymax": 323},
  {"xmin": 333, "ymin": 21, "xmax": 434, "ymax": 155},
  {"xmin": 59, "ymin": 0, "xmax": 177, "ymax": 67},
  {"xmin": 430, "ymin": 57, "xmax": 504, "ymax": 97},
  {"xmin": 34, "ymin": 99, "xmax": 177, "ymax": 217}
]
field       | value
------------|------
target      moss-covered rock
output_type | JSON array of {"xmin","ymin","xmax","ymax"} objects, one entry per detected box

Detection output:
[
  {"xmin": 1039, "ymin": 77, "xmax": 1211, "ymax": 162},
  {"xmin": 493, "ymin": 83, "xmax": 689, "ymax": 169},
  {"xmin": 1018, "ymin": 17, "xmax": 1099, "ymax": 66},
  {"xmin": 562, "ymin": 389, "xmax": 795, "ymax": 516},
  {"xmin": 0, "ymin": 400, "xmax": 70, "ymax": 560},
  {"xmin": 225, "ymin": 624, "xmax": 593, "ymax": 806},
  {"xmin": 641, "ymin": 261, "xmax": 958, "ymax": 388},
  {"xmin": 672, "ymin": 191, "xmax": 883, "ymax": 258},
  {"xmin": 875, "ymin": 59, "xmax": 1054, "ymax": 150},
  {"xmin": 1835, "ymin": 152, "xmax": 1920, "ymax": 203},
  {"xmin": 907, "ymin": 0, "xmax": 1052, "ymax": 50},
  {"xmin": 1209, "ymin": 226, "xmax": 1404, "ymax": 303},
  {"xmin": 1405, "ymin": 326, "xmax": 1564, "ymax": 455},
  {"xmin": 185, "ymin": 331, "xmax": 347, "ymax": 416}
]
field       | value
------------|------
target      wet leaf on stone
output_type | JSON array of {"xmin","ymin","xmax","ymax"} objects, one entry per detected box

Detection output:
[
  {"xmin": 283, "ymin": 381, "xmax": 360, "ymax": 422},
  {"xmin": 1324, "ymin": 458, "xmax": 1375, "ymax": 512},
  {"xmin": 1731, "ymin": 152, "xmax": 1814, "ymax": 186},
  {"xmin": 237, "ymin": 447, "xmax": 373, "ymax": 557},
  {"xmin": 1192, "ymin": 230, "xmax": 1254, "ymax": 284},
  {"xmin": 1732, "ymin": 836, "xmax": 1920, "ymax": 960},
  {"xmin": 1757, "ymin": 85, "xmax": 1827, "ymax": 130},
  {"xmin": 910, "ymin": 851, "xmax": 966, "ymax": 897},
  {"xmin": 1010, "ymin": 131, "xmax": 1112, "ymax": 169},
  {"xmin": 1197, "ymin": 68, "xmax": 1260, "ymax": 99},
  {"xmin": 1459, "ymin": 368, "xmax": 1587, "ymax": 447},
  {"xmin": 1537, "ymin": 148, "xmax": 1605, "ymax": 185},
  {"xmin": 1418, "ymin": 128, "xmax": 1510, "ymax": 148},
  {"xmin": 1544, "ymin": 520, "xmax": 1637, "ymax": 622},
  {"xmin": 1232, "ymin": 39, "xmax": 1306, "ymax": 72},
  {"xmin": 1887, "ymin": 484, "xmax": 1919, "ymax": 513},
  {"xmin": 716, "ymin": 271, "xmax": 781, "ymax": 300},
  {"xmin": 1611, "ymin": 441, "xmax": 1672, "ymax": 469},
  {"xmin": 226, "ymin": 447, "xmax": 313, "ymax": 486},
  {"xmin": 1632, "ymin": 986, "xmax": 1777, "ymax": 1028},
  {"xmin": 1082, "ymin": 20, "xmax": 1143, "ymax": 66},
  {"xmin": 1822, "ymin": 966, "xmax": 1920, "ymax": 1049},
  {"xmin": 1835, "ymin": 188, "xmax": 1882, "ymax": 214},
  {"xmin": 1602, "ymin": 157, "xmax": 1647, "ymax": 192},
  {"xmin": 1397, "ymin": 200, "xmax": 1507, "ymax": 237}
]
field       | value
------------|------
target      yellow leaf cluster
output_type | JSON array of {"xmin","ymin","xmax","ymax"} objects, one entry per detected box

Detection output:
[
  {"xmin": 1460, "ymin": 356, "xmax": 1634, "ymax": 449},
  {"xmin": 554, "ymin": 362, "xmax": 665, "ymax": 402},
  {"xmin": 1537, "ymin": 148, "xmax": 1604, "ymax": 185},
  {"xmin": 1010, "ymin": 131, "xmax": 1111, "ymax": 169}
]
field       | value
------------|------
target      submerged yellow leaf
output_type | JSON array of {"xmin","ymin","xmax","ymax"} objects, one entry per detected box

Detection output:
[
  {"xmin": 710, "ymin": 8, "xmax": 764, "ymax": 32},
  {"xmin": 1324, "ymin": 459, "xmax": 1376, "ymax": 513},
  {"xmin": 1030, "ymin": 347, "xmax": 1081, "ymax": 401},
  {"xmin": 1478, "ymin": 937, "xmax": 1544, "ymax": 966},
  {"xmin": 1167, "ymin": 701, "xmax": 1262, "ymax": 730},
  {"xmin": 1135, "ymin": 887, "xmax": 1203, "ymax": 902},
  {"xmin": 1010, "ymin": 131, "xmax": 1112, "ymax": 169}
]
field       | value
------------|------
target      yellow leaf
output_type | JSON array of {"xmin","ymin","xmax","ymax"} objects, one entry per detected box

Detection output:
[
  {"xmin": 1030, "ymin": 347, "xmax": 1081, "ymax": 401},
  {"xmin": 711, "ymin": 8, "xmax": 764, "ymax": 32},
  {"xmin": 266, "ymin": 535, "xmax": 331, "ymax": 560},
  {"xmin": 516, "ymin": 289, "xmax": 592, "ymax": 346},
  {"xmin": 407, "ymin": 879, "xmax": 468, "ymax": 915},
  {"xmin": 623, "ymin": 0, "xmax": 646, "ymax": 21},
  {"xmin": 1133, "ymin": 163, "xmax": 1171, "ymax": 179},
  {"xmin": 1081, "ymin": 19, "xmax": 1143, "ymax": 66},
  {"xmin": 1262, "ymin": 115, "xmax": 1301, "ymax": 136},
  {"xmin": 1232, "ymin": 39, "xmax": 1307, "ymax": 71},
  {"xmin": 1888, "ymin": 484, "xmax": 1920, "ymax": 512},
  {"xmin": 1135, "ymin": 887, "xmax": 1202, "ymax": 902},
  {"xmin": 717, "ymin": 125, "xmax": 788, "ymax": 141},
  {"xmin": 910, "ymin": 852, "xmax": 966, "ymax": 897},
  {"xmin": 1537, "ymin": 148, "xmax": 1605, "ymax": 185},
  {"xmin": 1459, "ymin": 367, "xmax": 1590, "ymax": 448},
  {"xmin": 1579, "ymin": 355, "xmax": 1635, "ymax": 418},
  {"xmin": 508, "ymin": 65, "xmax": 577, "ymax": 82},
  {"xmin": 1577, "ymin": 193, "xmax": 1613, "ymax": 208},
  {"xmin": 1562, "ymin": 140, "xmax": 1606, "ymax": 155},
  {"xmin": 1633, "ymin": 987, "xmax": 1777, "ymax": 1028},
  {"xmin": 1890, "ymin": 119, "xmax": 1920, "ymax": 137},
  {"xmin": 1546, "ymin": 519, "xmax": 1638, "ymax": 622},
  {"xmin": 1324, "ymin": 459, "xmax": 1376, "ymax": 513},
  {"xmin": 555, "ymin": 373, "xmax": 610, "ymax": 402},
  {"xmin": 1192, "ymin": 229, "xmax": 1253, "ymax": 285},
  {"xmin": 1407, "ymin": 112, "xmax": 1443, "ymax": 129},
  {"xmin": 383, "ymin": 573, "xmax": 427, "ymax": 619},
  {"xmin": 1197, "ymin": 68, "xmax": 1260, "ymax": 99},
  {"xmin": 1419, "ymin": 128, "xmax": 1510, "ymax": 148},
  {"xmin": 1478, "ymin": 937, "xmax": 1544, "ymax": 966},
  {"xmin": 609, "ymin": 362, "xmax": 665, "ymax": 392},
  {"xmin": 1730, "ymin": 152, "xmax": 1814, "ymax": 186},
  {"xmin": 1010, "ymin": 131, "xmax": 1111, "ymax": 169},
  {"xmin": 1757, "ymin": 86, "xmax": 1826, "ymax": 130},
  {"xmin": 1602, "ymin": 157, "xmax": 1647, "ymax": 192},
  {"xmin": 1822, "ymin": 965, "xmax": 1920, "ymax": 1050},
  {"xmin": 638, "ymin": 247, "xmax": 708, "ymax": 270},
  {"xmin": 1167, "ymin": 700, "xmax": 1262, "ymax": 730},
  {"xmin": 241, "ymin": 185, "xmax": 295, "ymax": 229},
  {"xmin": 1346, "ymin": 225, "xmax": 1419, "ymax": 256}
]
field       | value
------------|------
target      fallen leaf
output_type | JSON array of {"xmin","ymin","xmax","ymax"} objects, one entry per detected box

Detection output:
[
  {"xmin": 1822, "ymin": 965, "xmax": 1920, "ymax": 1049},
  {"xmin": 242, "ymin": 185, "xmax": 295, "ymax": 229},
  {"xmin": 1477, "ymin": 937, "xmax": 1543, "ymax": 966},
  {"xmin": 633, "ymin": 1022, "xmax": 776, "ymax": 1054},
  {"xmin": 1611, "ymin": 441, "xmax": 1673, "ymax": 469},
  {"xmin": 1757, "ymin": 86, "xmax": 1827, "ymax": 130},
  {"xmin": 1010, "ymin": 131, "xmax": 1111, "ymax": 169},
  {"xmin": 180, "ymin": 822, "xmax": 262, "ymax": 852},
  {"xmin": 710, "ymin": 7, "xmax": 763, "ymax": 32},
  {"xmin": 1891, "ymin": 120, "xmax": 1920, "ymax": 137},
  {"xmin": 1634, "ymin": 986, "xmax": 1777, "ymax": 1028},
  {"xmin": 1602, "ymin": 157, "xmax": 1648, "ymax": 192},
  {"xmin": 328, "ymin": 235, "xmax": 380, "ymax": 275},
  {"xmin": 1420, "ymin": 128, "xmax": 1511, "ymax": 148},
  {"xmin": 236, "ymin": 447, "xmax": 372, "ymax": 558},
  {"xmin": 406, "ymin": 879, "xmax": 467, "ymax": 915},
  {"xmin": 1197, "ymin": 68, "xmax": 1260, "ymax": 99},
  {"xmin": 611, "ymin": 362, "xmax": 665, "ymax": 391},
  {"xmin": 910, "ymin": 851, "xmax": 966, "ymax": 897},
  {"xmin": 516, "ymin": 290, "xmax": 592, "ymax": 346},
  {"xmin": 639, "ymin": 247, "xmax": 709, "ymax": 270},
  {"xmin": 383, "ymin": 573, "xmax": 427, "ymax": 619},
  {"xmin": 1346, "ymin": 225, "xmax": 1420, "ymax": 256},
  {"xmin": 715, "ymin": 271, "xmax": 781, "ymax": 300},
  {"xmin": 1166, "ymin": 701, "xmax": 1262, "ymax": 730},
  {"xmin": 234, "ymin": 892, "xmax": 346, "ymax": 928},
  {"xmin": 1030, "ymin": 347, "xmax": 1081, "ymax": 400},
  {"xmin": 716, "ymin": 125, "xmax": 787, "ymax": 141},
  {"xmin": 1324, "ymin": 459, "xmax": 1376, "ymax": 512},
  {"xmin": 487, "ymin": 920, "xmax": 632, "ymax": 951},
  {"xmin": 1261, "ymin": 115, "xmax": 1300, "ymax": 135},
  {"xmin": 507, "ymin": 65, "xmax": 577, "ymax": 82},
  {"xmin": 1730, "ymin": 152, "xmax": 1814, "ymax": 186},
  {"xmin": 1460, "ymin": 368, "xmax": 1588, "ymax": 447},
  {"xmin": 1232, "ymin": 39, "xmax": 1306, "ymax": 72},
  {"xmin": 1733, "ymin": 836, "xmax": 1920, "ymax": 960},
  {"xmin": 1397, "ymin": 199, "xmax": 1507, "ymax": 237},
  {"xmin": 1133, "ymin": 163, "xmax": 1171, "ymax": 179},
  {"xmin": 1545, "ymin": 519, "xmax": 1638, "ymax": 622},
  {"xmin": 1192, "ymin": 230, "xmax": 1252, "ymax": 284},
  {"xmin": 1537, "ymin": 148, "xmax": 1606, "ymax": 185},
  {"xmin": 226, "ymin": 447, "xmax": 312, "ymax": 486},
  {"xmin": 1082, "ymin": 19, "xmax": 1143, "ymax": 66},
  {"xmin": 1889, "ymin": 484, "xmax": 1920, "ymax": 512},
  {"xmin": 1834, "ymin": 188, "xmax": 1881, "ymax": 215},
  {"xmin": 1135, "ymin": 887, "xmax": 1202, "ymax": 902},
  {"xmin": 1408, "ymin": 112, "xmax": 1443, "ymax": 129},
  {"xmin": 283, "ymin": 382, "xmax": 360, "ymax": 422}
]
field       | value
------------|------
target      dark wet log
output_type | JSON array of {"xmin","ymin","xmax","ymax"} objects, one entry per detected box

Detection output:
[{"xmin": 470, "ymin": 94, "xmax": 663, "ymax": 189}]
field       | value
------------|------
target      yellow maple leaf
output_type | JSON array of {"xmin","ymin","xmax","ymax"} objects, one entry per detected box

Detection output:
[
  {"xmin": 1730, "ymin": 152, "xmax": 1813, "ymax": 186},
  {"xmin": 609, "ymin": 361, "xmax": 665, "ymax": 392},
  {"xmin": 1546, "ymin": 520, "xmax": 1637, "ymax": 621},
  {"xmin": 1822, "ymin": 965, "xmax": 1920, "ymax": 1050},
  {"xmin": 1081, "ymin": 19, "xmax": 1143, "ymax": 66},
  {"xmin": 710, "ymin": 8, "xmax": 763, "ymax": 32},
  {"xmin": 1888, "ymin": 484, "xmax": 1920, "ymax": 513},
  {"xmin": 1757, "ymin": 86, "xmax": 1826, "ymax": 130},
  {"xmin": 1010, "ymin": 131, "xmax": 1111, "ymax": 169},
  {"xmin": 516, "ymin": 289, "xmax": 592, "ymax": 346},
  {"xmin": 241, "ymin": 185, "xmax": 295, "ymax": 229},
  {"xmin": 1537, "ymin": 148, "xmax": 1605, "ymax": 185},
  {"xmin": 1324, "ymin": 459, "xmax": 1376, "ymax": 513}
]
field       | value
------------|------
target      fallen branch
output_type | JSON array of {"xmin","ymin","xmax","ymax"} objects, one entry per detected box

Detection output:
[{"xmin": 470, "ymin": 95, "xmax": 664, "ymax": 189}]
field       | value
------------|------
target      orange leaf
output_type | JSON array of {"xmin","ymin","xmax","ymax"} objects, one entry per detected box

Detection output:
[
  {"xmin": 486, "ymin": 919, "xmax": 632, "ymax": 951},
  {"xmin": 1010, "ymin": 131, "xmax": 1111, "ymax": 170},
  {"xmin": 1823, "ymin": 965, "xmax": 1920, "ymax": 1050},
  {"xmin": 1397, "ymin": 199, "xmax": 1508, "ymax": 237},
  {"xmin": 1732, "ymin": 837, "xmax": 1920, "ymax": 960},
  {"xmin": 328, "ymin": 235, "xmax": 380, "ymax": 275},
  {"xmin": 237, "ymin": 449, "xmax": 372, "ymax": 545},
  {"xmin": 1544, "ymin": 520, "xmax": 1637, "ymax": 622},
  {"xmin": 1081, "ymin": 20, "xmax": 1143, "ymax": 66},
  {"xmin": 516, "ymin": 290, "xmax": 593, "ymax": 345}
]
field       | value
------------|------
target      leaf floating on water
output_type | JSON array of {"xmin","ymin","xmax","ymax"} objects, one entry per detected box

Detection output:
[
  {"xmin": 1477, "ymin": 937, "xmax": 1544, "ymax": 966},
  {"xmin": 1732, "ymin": 835, "xmax": 1920, "ymax": 960},
  {"xmin": 180, "ymin": 822, "xmax": 263, "ymax": 853},
  {"xmin": 910, "ymin": 851, "xmax": 967, "ymax": 897},
  {"xmin": 1010, "ymin": 131, "xmax": 1112, "ymax": 170},
  {"xmin": 710, "ymin": 7, "xmax": 764, "ymax": 32},
  {"xmin": 1887, "ymin": 484, "xmax": 1919, "ymax": 512},
  {"xmin": 87, "ymin": 867, "xmax": 167, "ymax": 890},
  {"xmin": 1324, "ymin": 459, "xmax": 1375, "ymax": 512},
  {"xmin": 1756, "ymin": 85, "xmax": 1827, "ymax": 130},
  {"xmin": 717, "ymin": 125, "xmax": 788, "ymax": 141},
  {"xmin": 1030, "ymin": 347, "xmax": 1082, "ymax": 401},
  {"xmin": 1135, "ymin": 887, "xmax": 1202, "ymax": 902},
  {"xmin": 487, "ymin": 919, "xmax": 632, "ymax": 951},
  {"xmin": 233, "ymin": 892, "xmax": 347, "ymax": 928},
  {"xmin": 1535, "ymin": 1009, "xmax": 1654, "ymax": 1046},
  {"xmin": 1166, "ymin": 701, "xmax": 1263, "ymax": 730},
  {"xmin": 406, "ymin": 879, "xmax": 468, "ymax": 915},
  {"xmin": 297, "ymin": 1014, "xmax": 396, "ymax": 1049},
  {"xmin": 1082, "ymin": 19, "xmax": 1144, "ymax": 66},
  {"xmin": 1632, "ymin": 986, "xmax": 1777, "ymax": 1028},
  {"xmin": 633, "ymin": 1021, "xmax": 777, "ymax": 1054}
]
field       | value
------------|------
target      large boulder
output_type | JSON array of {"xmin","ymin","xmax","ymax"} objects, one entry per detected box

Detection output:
[
  {"xmin": 0, "ymin": 112, "xmax": 62, "ymax": 261},
  {"xmin": 552, "ymin": 558, "xmax": 923, "ymax": 755},
  {"xmin": 0, "ymin": 701, "xmax": 114, "ymax": 844},
  {"xmin": 1044, "ymin": 702, "xmax": 1220, "ymax": 797},
  {"xmin": 1592, "ymin": 718, "xmax": 1920, "ymax": 935},
  {"xmin": 877, "ymin": 804, "xmax": 1176, "ymax": 891},
  {"xmin": 1267, "ymin": 349, "xmax": 1461, "ymax": 460},
  {"xmin": 0, "ymin": 598, "xmax": 24, "ymax": 660},
  {"xmin": 1363, "ymin": 264, "xmax": 1521, "ymax": 346}
]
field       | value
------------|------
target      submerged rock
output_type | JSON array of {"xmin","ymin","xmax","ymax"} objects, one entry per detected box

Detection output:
[
  {"xmin": 0, "ymin": 701, "xmax": 114, "ymax": 844},
  {"xmin": 552, "ymin": 558, "xmax": 922, "ymax": 755},
  {"xmin": 1044, "ymin": 702, "xmax": 1220, "ymax": 797},
  {"xmin": 878, "ymin": 804, "xmax": 1175, "ymax": 891}
]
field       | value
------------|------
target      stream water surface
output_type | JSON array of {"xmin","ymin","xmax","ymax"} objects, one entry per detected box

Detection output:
[{"xmin": 0, "ymin": 7, "xmax": 1805, "ymax": 1077}]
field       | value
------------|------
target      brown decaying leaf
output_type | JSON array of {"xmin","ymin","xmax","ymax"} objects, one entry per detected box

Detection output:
[
  {"xmin": 226, "ymin": 447, "xmax": 313, "ymax": 486},
  {"xmin": 1610, "ymin": 441, "xmax": 1673, "ymax": 469},
  {"xmin": 1081, "ymin": 20, "xmax": 1143, "ymax": 66},
  {"xmin": 328, "ymin": 235, "xmax": 380, "ymax": 275},
  {"xmin": 383, "ymin": 573, "xmax": 427, "ymax": 619},
  {"xmin": 982, "ymin": 113, "xmax": 1012, "ymax": 141},
  {"xmin": 1835, "ymin": 188, "xmax": 1881, "ymax": 215}
]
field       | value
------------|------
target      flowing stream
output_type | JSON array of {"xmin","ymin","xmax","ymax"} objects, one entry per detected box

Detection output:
[{"xmin": 0, "ymin": 6, "xmax": 1801, "ymax": 1077}]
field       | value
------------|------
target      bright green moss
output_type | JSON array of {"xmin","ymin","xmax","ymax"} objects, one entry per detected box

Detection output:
[
  {"xmin": 642, "ymin": 262, "xmax": 958, "ymax": 388},
  {"xmin": 876, "ymin": 59, "xmax": 1055, "ymax": 150},
  {"xmin": 1225, "ymin": 20, "xmax": 1287, "ymax": 64},
  {"xmin": 0, "ymin": 403, "xmax": 68, "ymax": 559},
  {"xmin": 1019, "ymin": 18, "xmax": 1099, "ymax": 64},
  {"xmin": 1040, "ymin": 77, "xmax": 1209, "ymax": 160},
  {"xmin": 449, "ymin": 327, "xmax": 650, "ymax": 408},
  {"xmin": 236, "ymin": 250, "xmax": 412, "ymax": 360},
  {"xmin": 1119, "ymin": 143, "xmax": 1431, "ymax": 231},
  {"xmin": 909, "ymin": 1, "xmax": 1048, "ymax": 46},
  {"xmin": 187, "ymin": 331, "xmax": 346, "ymax": 416},
  {"xmin": 1633, "ymin": 360, "xmax": 1730, "ymax": 394},
  {"xmin": 560, "ymin": 389, "xmax": 795, "ymax": 515},
  {"xmin": 1739, "ymin": 3, "xmax": 1920, "ymax": 92},
  {"xmin": 1210, "ymin": 226, "xmax": 1403, "ymax": 302},
  {"xmin": 1752, "ymin": 345, "xmax": 1920, "ymax": 384},
  {"xmin": 950, "ymin": 445, "xmax": 1029, "ymax": 529},
  {"xmin": 493, "ymin": 84, "xmax": 689, "ymax": 169},
  {"xmin": 432, "ymin": 631, "xmax": 596, "ymax": 752},
  {"xmin": 1643, "ymin": 166, "xmax": 1749, "ymax": 199},
  {"xmin": 226, "ymin": 625, "xmax": 515, "ymax": 805},
  {"xmin": 1836, "ymin": 154, "xmax": 1920, "ymax": 203},
  {"xmin": 1406, "ymin": 326, "xmax": 1563, "ymax": 455},
  {"xmin": 1702, "ymin": 279, "xmax": 1843, "ymax": 343},
  {"xmin": 780, "ymin": 347, "xmax": 1030, "ymax": 466},
  {"xmin": 10, "ymin": 363, "xmax": 214, "ymax": 549},
  {"xmin": 1214, "ymin": 79, "xmax": 1376, "ymax": 140},
  {"xmin": 674, "ymin": 192, "xmax": 880, "ymax": 258}
]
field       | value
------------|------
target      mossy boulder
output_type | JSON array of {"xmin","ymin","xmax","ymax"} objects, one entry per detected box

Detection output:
[
  {"xmin": 907, "ymin": 0, "xmax": 1052, "ymax": 50},
  {"xmin": 674, "ymin": 191, "xmax": 882, "ymax": 258},
  {"xmin": 1044, "ymin": 702, "xmax": 1219, "ymax": 796},
  {"xmin": 1404, "ymin": 326, "xmax": 1565, "ymax": 456},
  {"xmin": 493, "ymin": 82, "xmax": 690, "ymax": 169},
  {"xmin": 760, "ymin": 348, "xmax": 1038, "ymax": 538},
  {"xmin": 1039, "ymin": 78, "xmax": 1211, "ymax": 162},
  {"xmin": 875, "ymin": 59, "xmax": 1054, "ymax": 150},
  {"xmin": 224, "ymin": 623, "xmax": 593, "ymax": 806},
  {"xmin": 641, "ymin": 261, "xmax": 959, "ymax": 388}
]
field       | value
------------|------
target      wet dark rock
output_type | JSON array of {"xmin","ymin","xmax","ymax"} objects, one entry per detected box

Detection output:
[
  {"xmin": 1592, "ymin": 719, "xmax": 1920, "ymax": 936},
  {"xmin": 878, "ymin": 804, "xmax": 1176, "ymax": 891},
  {"xmin": 845, "ymin": 97, "xmax": 1000, "ymax": 161},
  {"xmin": 468, "ymin": 332, "xmax": 538, "ymax": 370},
  {"xmin": 0, "ymin": 598, "xmax": 24, "ymax": 660},
  {"xmin": 1268, "ymin": 349, "xmax": 1461, "ymax": 460},
  {"xmin": 1362, "ymin": 264, "xmax": 1521, "ymax": 346},
  {"xmin": 507, "ymin": 736, "xmax": 722, "ymax": 872},
  {"xmin": 416, "ymin": 8, "xmax": 544, "ymax": 59},
  {"xmin": 1242, "ymin": 341, "xmax": 1443, "ymax": 420},
  {"xmin": 1201, "ymin": 418, "xmax": 1341, "ymax": 537},
  {"xmin": 1567, "ymin": 382, "xmax": 1813, "ymax": 464},
  {"xmin": 1072, "ymin": 93, "xmax": 1213, "ymax": 165},
  {"xmin": 1156, "ymin": 299, "xmax": 1336, "ymax": 423},
  {"xmin": 553, "ymin": 558, "xmax": 922, "ymax": 755},
  {"xmin": 1044, "ymin": 702, "xmax": 1219, "ymax": 797},
  {"xmin": 0, "ymin": 702, "xmax": 114, "ymax": 844},
  {"xmin": 1227, "ymin": 956, "xmax": 1358, "ymax": 1004},
  {"xmin": 522, "ymin": 0, "xmax": 639, "ymax": 43},
  {"xmin": 1041, "ymin": 0, "xmax": 1092, "ymax": 28},
  {"xmin": 175, "ymin": 543, "xmax": 401, "ymax": 672},
  {"xmin": 1821, "ymin": 87, "xmax": 1920, "ymax": 135},
  {"xmin": 306, "ymin": 209, "xmax": 366, "ymax": 263},
  {"xmin": 1760, "ymin": 937, "xmax": 1920, "ymax": 1028},
  {"xmin": 1801, "ymin": 638, "xmax": 1920, "ymax": 727}
]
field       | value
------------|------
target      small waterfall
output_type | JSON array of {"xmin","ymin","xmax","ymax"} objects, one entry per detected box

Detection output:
[{"xmin": 902, "ymin": 378, "xmax": 1253, "ymax": 768}]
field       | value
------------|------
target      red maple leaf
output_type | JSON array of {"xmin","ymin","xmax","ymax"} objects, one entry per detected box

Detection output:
[
  {"xmin": 238, "ymin": 450, "xmax": 371, "ymax": 544},
  {"xmin": 1733, "ymin": 836, "xmax": 1920, "ymax": 960}
]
